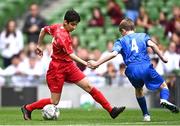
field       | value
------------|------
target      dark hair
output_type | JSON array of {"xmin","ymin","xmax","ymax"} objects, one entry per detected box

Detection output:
[
  {"xmin": 64, "ymin": 9, "xmax": 80, "ymax": 23},
  {"xmin": 11, "ymin": 54, "xmax": 19, "ymax": 61},
  {"xmin": 5, "ymin": 20, "xmax": 17, "ymax": 38},
  {"xmin": 119, "ymin": 18, "xmax": 135, "ymax": 32}
]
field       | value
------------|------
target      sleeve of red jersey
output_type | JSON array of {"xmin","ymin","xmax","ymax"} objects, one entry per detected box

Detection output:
[
  {"xmin": 43, "ymin": 24, "xmax": 57, "ymax": 35},
  {"xmin": 56, "ymin": 37, "xmax": 74, "ymax": 54}
]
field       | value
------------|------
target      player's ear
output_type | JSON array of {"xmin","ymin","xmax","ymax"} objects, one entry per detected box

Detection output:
[
  {"xmin": 122, "ymin": 29, "xmax": 127, "ymax": 35},
  {"xmin": 63, "ymin": 20, "xmax": 68, "ymax": 25},
  {"xmin": 122, "ymin": 29, "xmax": 126, "ymax": 32},
  {"xmin": 119, "ymin": 29, "xmax": 125, "ymax": 34}
]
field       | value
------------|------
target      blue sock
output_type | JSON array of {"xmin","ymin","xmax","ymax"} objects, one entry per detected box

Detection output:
[
  {"xmin": 136, "ymin": 96, "xmax": 149, "ymax": 116},
  {"xmin": 160, "ymin": 88, "xmax": 169, "ymax": 100}
]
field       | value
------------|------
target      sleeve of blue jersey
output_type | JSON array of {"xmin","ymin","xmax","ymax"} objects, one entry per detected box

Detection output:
[
  {"xmin": 144, "ymin": 33, "xmax": 151, "ymax": 46},
  {"xmin": 112, "ymin": 39, "xmax": 122, "ymax": 53}
]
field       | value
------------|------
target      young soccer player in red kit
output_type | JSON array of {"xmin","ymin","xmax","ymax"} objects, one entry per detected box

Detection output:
[{"xmin": 21, "ymin": 9, "xmax": 125, "ymax": 120}]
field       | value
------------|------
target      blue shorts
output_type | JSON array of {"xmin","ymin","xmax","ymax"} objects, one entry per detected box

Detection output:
[{"xmin": 125, "ymin": 63, "xmax": 164, "ymax": 90}]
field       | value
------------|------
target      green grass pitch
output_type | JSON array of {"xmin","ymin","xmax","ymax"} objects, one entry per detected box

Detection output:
[{"xmin": 0, "ymin": 107, "xmax": 179, "ymax": 125}]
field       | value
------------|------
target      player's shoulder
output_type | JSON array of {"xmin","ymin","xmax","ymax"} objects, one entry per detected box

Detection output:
[
  {"xmin": 132, "ymin": 32, "xmax": 146, "ymax": 36},
  {"xmin": 138, "ymin": 32, "xmax": 149, "ymax": 37},
  {"xmin": 114, "ymin": 37, "xmax": 122, "ymax": 44},
  {"xmin": 114, "ymin": 36, "xmax": 129, "ymax": 44},
  {"xmin": 51, "ymin": 23, "xmax": 61, "ymax": 26},
  {"xmin": 50, "ymin": 23, "xmax": 61, "ymax": 28},
  {"xmin": 133, "ymin": 33, "xmax": 150, "ymax": 39},
  {"xmin": 141, "ymin": 32, "xmax": 148, "ymax": 35}
]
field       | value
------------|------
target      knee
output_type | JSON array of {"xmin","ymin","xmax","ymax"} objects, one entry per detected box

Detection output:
[
  {"xmin": 136, "ymin": 88, "xmax": 144, "ymax": 97},
  {"xmin": 160, "ymin": 82, "xmax": 168, "ymax": 89},
  {"xmin": 84, "ymin": 84, "xmax": 93, "ymax": 92},
  {"xmin": 77, "ymin": 78, "xmax": 93, "ymax": 92}
]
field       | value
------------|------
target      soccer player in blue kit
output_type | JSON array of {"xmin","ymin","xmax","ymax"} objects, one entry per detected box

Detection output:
[{"xmin": 88, "ymin": 18, "xmax": 179, "ymax": 121}]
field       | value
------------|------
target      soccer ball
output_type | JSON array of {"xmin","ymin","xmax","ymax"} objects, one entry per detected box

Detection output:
[{"xmin": 42, "ymin": 104, "xmax": 60, "ymax": 120}]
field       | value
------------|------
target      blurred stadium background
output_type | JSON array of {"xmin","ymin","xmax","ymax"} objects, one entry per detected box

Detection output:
[{"xmin": 0, "ymin": 0, "xmax": 179, "ymax": 116}]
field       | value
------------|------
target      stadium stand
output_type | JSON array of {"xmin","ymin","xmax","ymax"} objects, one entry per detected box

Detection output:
[{"xmin": 41, "ymin": 0, "xmax": 179, "ymax": 51}]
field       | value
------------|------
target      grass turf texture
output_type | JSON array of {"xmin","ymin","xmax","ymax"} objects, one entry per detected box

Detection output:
[{"xmin": 0, "ymin": 107, "xmax": 179, "ymax": 125}]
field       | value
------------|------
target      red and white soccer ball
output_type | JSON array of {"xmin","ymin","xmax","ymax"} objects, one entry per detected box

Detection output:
[{"xmin": 42, "ymin": 104, "xmax": 60, "ymax": 120}]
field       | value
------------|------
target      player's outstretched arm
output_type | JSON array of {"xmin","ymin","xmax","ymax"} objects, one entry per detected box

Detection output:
[
  {"xmin": 88, "ymin": 51, "xmax": 118, "ymax": 69},
  {"xmin": 147, "ymin": 40, "xmax": 168, "ymax": 63},
  {"xmin": 69, "ymin": 53, "xmax": 87, "ymax": 66},
  {"xmin": 35, "ymin": 28, "xmax": 46, "ymax": 56},
  {"xmin": 37, "ymin": 28, "xmax": 46, "ymax": 46}
]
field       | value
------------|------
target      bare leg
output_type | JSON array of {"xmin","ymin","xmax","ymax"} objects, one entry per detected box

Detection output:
[
  {"xmin": 51, "ymin": 92, "xmax": 61, "ymax": 105},
  {"xmin": 76, "ymin": 77, "xmax": 125, "ymax": 119},
  {"xmin": 76, "ymin": 77, "xmax": 112, "ymax": 112}
]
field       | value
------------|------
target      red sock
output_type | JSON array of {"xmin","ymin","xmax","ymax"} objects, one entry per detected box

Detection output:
[
  {"xmin": 89, "ymin": 87, "xmax": 112, "ymax": 113},
  {"xmin": 26, "ymin": 98, "xmax": 52, "ymax": 112}
]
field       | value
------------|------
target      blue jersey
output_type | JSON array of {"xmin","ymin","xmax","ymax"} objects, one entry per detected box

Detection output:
[
  {"xmin": 113, "ymin": 33, "xmax": 164, "ymax": 90},
  {"xmin": 113, "ymin": 33, "xmax": 151, "ymax": 66}
]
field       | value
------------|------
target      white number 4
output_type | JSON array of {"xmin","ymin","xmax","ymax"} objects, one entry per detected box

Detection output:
[{"xmin": 131, "ymin": 39, "xmax": 139, "ymax": 53}]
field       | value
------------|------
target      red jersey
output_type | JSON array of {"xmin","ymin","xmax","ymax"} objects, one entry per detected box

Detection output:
[
  {"xmin": 44, "ymin": 24, "xmax": 85, "ymax": 93},
  {"xmin": 44, "ymin": 24, "xmax": 73, "ymax": 62}
]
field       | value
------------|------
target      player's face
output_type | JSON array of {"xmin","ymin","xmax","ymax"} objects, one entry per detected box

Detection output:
[{"xmin": 65, "ymin": 21, "xmax": 78, "ymax": 32}]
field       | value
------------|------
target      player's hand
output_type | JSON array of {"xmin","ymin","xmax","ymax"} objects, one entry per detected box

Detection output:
[
  {"xmin": 162, "ymin": 57, "xmax": 168, "ymax": 63},
  {"xmin": 35, "ymin": 46, "xmax": 43, "ymax": 57},
  {"xmin": 87, "ymin": 60, "xmax": 98, "ymax": 69}
]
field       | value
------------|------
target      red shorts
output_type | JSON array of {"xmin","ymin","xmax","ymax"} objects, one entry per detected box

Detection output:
[{"xmin": 46, "ymin": 60, "xmax": 85, "ymax": 93}]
